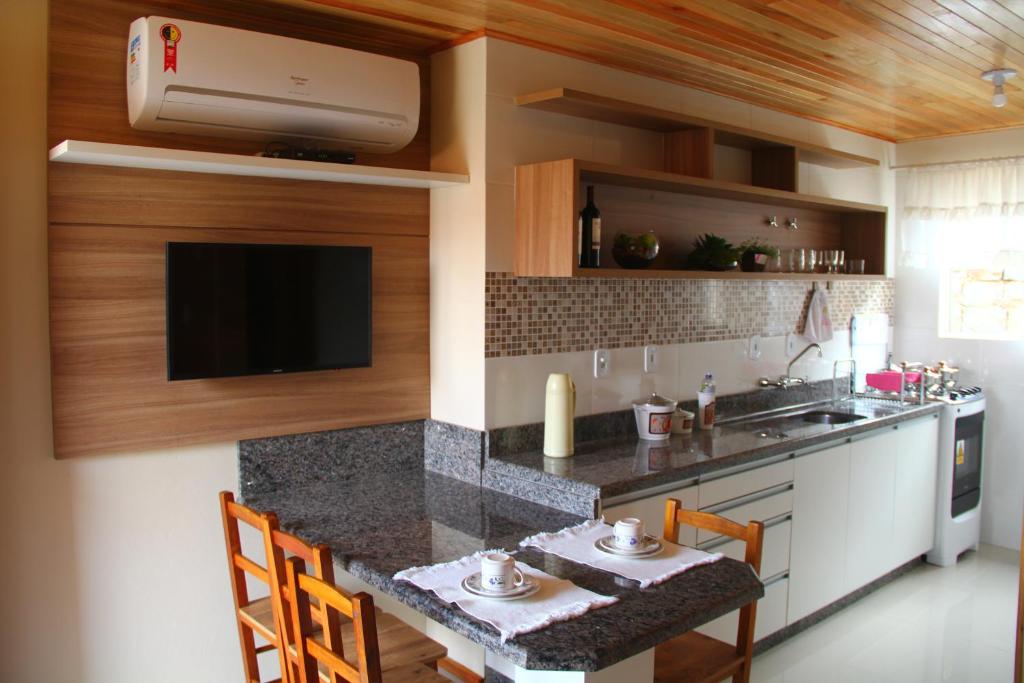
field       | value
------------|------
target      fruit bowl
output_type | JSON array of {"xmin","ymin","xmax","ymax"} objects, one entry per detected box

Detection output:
[{"xmin": 612, "ymin": 232, "xmax": 659, "ymax": 269}]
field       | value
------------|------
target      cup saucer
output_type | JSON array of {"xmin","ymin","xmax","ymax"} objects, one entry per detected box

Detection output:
[
  {"xmin": 460, "ymin": 572, "xmax": 540, "ymax": 600},
  {"xmin": 595, "ymin": 534, "xmax": 664, "ymax": 558}
]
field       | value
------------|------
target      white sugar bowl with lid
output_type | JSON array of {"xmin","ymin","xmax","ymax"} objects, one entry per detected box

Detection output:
[{"xmin": 632, "ymin": 393, "xmax": 677, "ymax": 441}]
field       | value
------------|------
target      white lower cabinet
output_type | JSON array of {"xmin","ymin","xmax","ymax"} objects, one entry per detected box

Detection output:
[
  {"xmin": 787, "ymin": 442, "xmax": 850, "ymax": 624},
  {"xmin": 844, "ymin": 428, "xmax": 898, "ymax": 592},
  {"xmin": 788, "ymin": 415, "xmax": 941, "ymax": 626},
  {"xmin": 696, "ymin": 575, "xmax": 789, "ymax": 643},
  {"xmin": 893, "ymin": 415, "xmax": 940, "ymax": 563}
]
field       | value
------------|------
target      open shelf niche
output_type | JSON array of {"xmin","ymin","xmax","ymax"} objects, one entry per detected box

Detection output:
[
  {"xmin": 513, "ymin": 158, "xmax": 887, "ymax": 280},
  {"xmin": 515, "ymin": 88, "xmax": 880, "ymax": 193}
]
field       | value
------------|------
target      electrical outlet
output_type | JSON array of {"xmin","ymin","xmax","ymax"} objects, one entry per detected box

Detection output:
[
  {"xmin": 748, "ymin": 335, "xmax": 763, "ymax": 360},
  {"xmin": 643, "ymin": 345, "xmax": 659, "ymax": 373},
  {"xmin": 786, "ymin": 333, "xmax": 798, "ymax": 357},
  {"xmin": 594, "ymin": 349, "xmax": 611, "ymax": 379}
]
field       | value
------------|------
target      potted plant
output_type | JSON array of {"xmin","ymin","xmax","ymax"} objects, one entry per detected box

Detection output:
[
  {"xmin": 738, "ymin": 239, "xmax": 779, "ymax": 272},
  {"xmin": 686, "ymin": 233, "xmax": 740, "ymax": 271}
]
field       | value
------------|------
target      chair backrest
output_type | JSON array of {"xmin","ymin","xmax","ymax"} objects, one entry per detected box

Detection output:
[
  {"xmin": 219, "ymin": 491, "xmax": 280, "ymax": 681},
  {"xmin": 286, "ymin": 556, "xmax": 384, "ymax": 683},
  {"xmin": 662, "ymin": 497, "xmax": 765, "ymax": 660},
  {"xmin": 264, "ymin": 525, "xmax": 345, "ymax": 683}
]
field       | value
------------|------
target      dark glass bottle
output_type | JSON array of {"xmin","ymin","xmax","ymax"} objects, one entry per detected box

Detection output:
[{"xmin": 578, "ymin": 185, "xmax": 601, "ymax": 268}]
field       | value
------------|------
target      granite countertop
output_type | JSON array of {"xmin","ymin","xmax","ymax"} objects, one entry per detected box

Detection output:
[
  {"xmin": 242, "ymin": 468, "xmax": 763, "ymax": 671},
  {"xmin": 486, "ymin": 398, "xmax": 942, "ymax": 508}
]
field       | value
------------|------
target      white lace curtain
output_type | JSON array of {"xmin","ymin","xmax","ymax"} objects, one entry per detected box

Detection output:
[
  {"xmin": 900, "ymin": 157, "xmax": 1024, "ymax": 269},
  {"xmin": 902, "ymin": 157, "xmax": 1024, "ymax": 220}
]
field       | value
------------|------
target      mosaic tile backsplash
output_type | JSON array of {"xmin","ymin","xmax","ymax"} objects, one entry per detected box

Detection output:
[{"xmin": 485, "ymin": 273, "xmax": 894, "ymax": 358}]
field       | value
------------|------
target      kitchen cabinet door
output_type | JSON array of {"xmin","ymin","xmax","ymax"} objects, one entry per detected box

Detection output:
[
  {"xmin": 788, "ymin": 442, "xmax": 850, "ymax": 624},
  {"xmin": 893, "ymin": 415, "xmax": 940, "ymax": 564},
  {"xmin": 845, "ymin": 427, "xmax": 899, "ymax": 593},
  {"xmin": 603, "ymin": 484, "xmax": 698, "ymax": 547}
]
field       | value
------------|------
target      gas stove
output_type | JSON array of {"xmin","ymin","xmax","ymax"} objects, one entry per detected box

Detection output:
[{"xmin": 929, "ymin": 385, "xmax": 985, "ymax": 405}]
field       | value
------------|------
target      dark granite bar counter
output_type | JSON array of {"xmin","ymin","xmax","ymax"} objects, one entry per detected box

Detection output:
[
  {"xmin": 240, "ymin": 466, "xmax": 763, "ymax": 672},
  {"xmin": 485, "ymin": 398, "xmax": 941, "ymax": 513}
]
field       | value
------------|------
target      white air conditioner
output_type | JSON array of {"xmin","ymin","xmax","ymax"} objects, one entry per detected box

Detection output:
[{"xmin": 127, "ymin": 17, "xmax": 420, "ymax": 153}]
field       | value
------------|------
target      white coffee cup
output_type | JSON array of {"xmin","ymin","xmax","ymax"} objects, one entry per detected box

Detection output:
[
  {"xmin": 613, "ymin": 518, "xmax": 646, "ymax": 549},
  {"xmin": 480, "ymin": 552, "xmax": 525, "ymax": 593}
]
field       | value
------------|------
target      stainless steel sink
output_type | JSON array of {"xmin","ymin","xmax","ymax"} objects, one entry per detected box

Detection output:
[{"xmin": 799, "ymin": 411, "xmax": 867, "ymax": 424}]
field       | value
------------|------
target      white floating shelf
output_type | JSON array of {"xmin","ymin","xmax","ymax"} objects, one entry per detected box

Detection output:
[{"xmin": 48, "ymin": 140, "xmax": 469, "ymax": 189}]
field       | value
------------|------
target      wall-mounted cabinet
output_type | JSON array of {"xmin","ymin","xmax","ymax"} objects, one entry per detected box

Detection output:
[
  {"xmin": 514, "ymin": 158, "xmax": 888, "ymax": 280},
  {"xmin": 515, "ymin": 88, "xmax": 880, "ymax": 193}
]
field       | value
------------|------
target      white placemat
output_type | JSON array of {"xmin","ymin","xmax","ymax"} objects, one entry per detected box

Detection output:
[
  {"xmin": 520, "ymin": 519, "xmax": 724, "ymax": 589},
  {"xmin": 393, "ymin": 550, "xmax": 619, "ymax": 642}
]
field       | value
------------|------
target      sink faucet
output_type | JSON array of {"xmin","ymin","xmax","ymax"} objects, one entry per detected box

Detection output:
[{"xmin": 758, "ymin": 343, "xmax": 824, "ymax": 390}]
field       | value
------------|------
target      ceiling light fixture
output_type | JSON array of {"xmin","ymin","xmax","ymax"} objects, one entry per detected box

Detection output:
[{"xmin": 981, "ymin": 68, "xmax": 1017, "ymax": 108}]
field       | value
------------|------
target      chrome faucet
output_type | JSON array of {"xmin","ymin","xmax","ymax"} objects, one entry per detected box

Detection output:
[
  {"xmin": 833, "ymin": 358, "xmax": 857, "ymax": 403},
  {"xmin": 758, "ymin": 343, "xmax": 824, "ymax": 389}
]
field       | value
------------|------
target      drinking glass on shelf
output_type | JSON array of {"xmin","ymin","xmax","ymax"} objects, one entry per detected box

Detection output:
[
  {"xmin": 806, "ymin": 249, "xmax": 817, "ymax": 274},
  {"xmin": 818, "ymin": 249, "xmax": 832, "ymax": 273},
  {"xmin": 792, "ymin": 249, "xmax": 806, "ymax": 273},
  {"xmin": 847, "ymin": 258, "xmax": 865, "ymax": 274},
  {"xmin": 837, "ymin": 250, "xmax": 845, "ymax": 274}
]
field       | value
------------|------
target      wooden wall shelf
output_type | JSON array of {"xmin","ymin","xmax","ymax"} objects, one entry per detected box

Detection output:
[
  {"xmin": 49, "ymin": 140, "xmax": 469, "ymax": 189},
  {"xmin": 514, "ymin": 159, "xmax": 887, "ymax": 279},
  {"xmin": 568, "ymin": 269, "xmax": 888, "ymax": 281},
  {"xmin": 515, "ymin": 88, "xmax": 880, "ymax": 171}
]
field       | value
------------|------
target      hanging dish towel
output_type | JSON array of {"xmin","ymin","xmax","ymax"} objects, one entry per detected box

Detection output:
[
  {"xmin": 393, "ymin": 550, "xmax": 618, "ymax": 642},
  {"xmin": 803, "ymin": 286, "xmax": 834, "ymax": 343},
  {"xmin": 520, "ymin": 519, "xmax": 723, "ymax": 589}
]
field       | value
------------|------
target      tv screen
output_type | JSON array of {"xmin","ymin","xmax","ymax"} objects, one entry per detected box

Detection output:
[{"xmin": 166, "ymin": 242, "xmax": 371, "ymax": 381}]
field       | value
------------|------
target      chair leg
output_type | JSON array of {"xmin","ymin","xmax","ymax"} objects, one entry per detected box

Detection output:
[{"xmin": 235, "ymin": 619, "xmax": 262, "ymax": 683}]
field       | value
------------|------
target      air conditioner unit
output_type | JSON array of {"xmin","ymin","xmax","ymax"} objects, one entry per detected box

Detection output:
[{"xmin": 127, "ymin": 17, "xmax": 420, "ymax": 153}]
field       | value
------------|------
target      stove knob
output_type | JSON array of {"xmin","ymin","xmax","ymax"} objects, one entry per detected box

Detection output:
[{"xmin": 949, "ymin": 391, "xmax": 959, "ymax": 400}]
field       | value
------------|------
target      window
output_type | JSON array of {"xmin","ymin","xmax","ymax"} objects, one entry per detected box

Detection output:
[{"xmin": 900, "ymin": 158, "xmax": 1024, "ymax": 342}]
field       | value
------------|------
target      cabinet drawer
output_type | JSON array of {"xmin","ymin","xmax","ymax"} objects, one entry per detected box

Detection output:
[
  {"xmin": 699, "ymin": 458, "xmax": 795, "ymax": 509},
  {"xmin": 696, "ymin": 488, "xmax": 793, "ymax": 544},
  {"xmin": 701, "ymin": 518, "xmax": 791, "ymax": 578},
  {"xmin": 696, "ymin": 575, "xmax": 789, "ymax": 643}
]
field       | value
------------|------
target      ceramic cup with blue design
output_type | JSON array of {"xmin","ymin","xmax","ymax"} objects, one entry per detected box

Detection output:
[
  {"xmin": 480, "ymin": 552, "xmax": 525, "ymax": 593},
  {"xmin": 613, "ymin": 517, "xmax": 645, "ymax": 549}
]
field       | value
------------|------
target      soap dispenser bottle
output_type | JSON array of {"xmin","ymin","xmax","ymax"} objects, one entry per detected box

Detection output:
[
  {"xmin": 698, "ymin": 372, "xmax": 716, "ymax": 430},
  {"xmin": 543, "ymin": 373, "xmax": 576, "ymax": 458}
]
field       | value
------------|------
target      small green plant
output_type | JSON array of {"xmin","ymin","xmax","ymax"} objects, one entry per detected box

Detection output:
[
  {"xmin": 738, "ymin": 239, "xmax": 779, "ymax": 258},
  {"xmin": 686, "ymin": 233, "xmax": 740, "ymax": 270}
]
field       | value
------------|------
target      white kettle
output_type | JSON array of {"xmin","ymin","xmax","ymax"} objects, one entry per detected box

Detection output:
[{"xmin": 543, "ymin": 373, "xmax": 576, "ymax": 458}]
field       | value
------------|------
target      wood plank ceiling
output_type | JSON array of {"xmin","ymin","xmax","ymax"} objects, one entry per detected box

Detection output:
[{"xmin": 287, "ymin": 0, "xmax": 1024, "ymax": 141}]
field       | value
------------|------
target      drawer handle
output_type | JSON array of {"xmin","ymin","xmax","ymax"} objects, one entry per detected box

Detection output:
[{"xmin": 701, "ymin": 482, "xmax": 794, "ymax": 515}]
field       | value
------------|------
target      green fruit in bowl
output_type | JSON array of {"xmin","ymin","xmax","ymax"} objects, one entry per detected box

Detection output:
[{"xmin": 612, "ymin": 231, "xmax": 660, "ymax": 269}]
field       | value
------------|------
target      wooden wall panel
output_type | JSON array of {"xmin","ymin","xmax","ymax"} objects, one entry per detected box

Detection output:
[
  {"xmin": 49, "ymin": 0, "xmax": 432, "ymax": 170},
  {"xmin": 48, "ymin": 0, "xmax": 433, "ymax": 458},
  {"xmin": 48, "ymin": 165, "xmax": 429, "ymax": 236},
  {"xmin": 49, "ymin": 218, "xmax": 428, "ymax": 459}
]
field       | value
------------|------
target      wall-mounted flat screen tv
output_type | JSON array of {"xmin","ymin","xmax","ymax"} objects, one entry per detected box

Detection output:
[{"xmin": 166, "ymin": 242, "xmax": 371, "ymax": 381}]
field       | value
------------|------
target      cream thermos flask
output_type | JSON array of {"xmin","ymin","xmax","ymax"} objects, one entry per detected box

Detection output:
[{"xmin": 543, "ymin": 373, "xmax": 576, "ymax": 458}]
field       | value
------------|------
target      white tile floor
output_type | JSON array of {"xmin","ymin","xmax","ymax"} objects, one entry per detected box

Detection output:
[{"xmin": 752, "ymin": 545, "xmax": 1019, "ymax": 683}]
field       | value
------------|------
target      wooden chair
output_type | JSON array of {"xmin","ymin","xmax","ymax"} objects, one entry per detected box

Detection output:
[
  {"xmin": 285, "ymin": 557, "xmax": 448, "ymax": 682},
  {"xmin": 262, "ymin": 523, "xmax": 449, "ymax": 683},
  {"xmin": 654, "ymin": 498, "xmax": 765, "ymax": 683},
  {"xmin": 220, "ymin": 490, "xmax": 286, "ymax": 683}
]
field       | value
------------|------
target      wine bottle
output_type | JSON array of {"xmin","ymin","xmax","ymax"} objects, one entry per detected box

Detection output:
[{"xmin": 578, "ymin": 185, "xmax": 601, "ymax": 268}]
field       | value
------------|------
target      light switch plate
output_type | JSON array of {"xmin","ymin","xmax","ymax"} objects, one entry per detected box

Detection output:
[
  {"xmin": 785, "ymin": 333, "xmax": 798, "ymax": 357},
  {"xmin": 594, "ymin": 349, "xmax": 611, "ymax": 379},
  {"xmin": 748, "ymin": 335, "xmax": 763, "ymax": 360},
  {"xmin": 643, "ymin": 345, "xmax": 659, "ymax": 373}
]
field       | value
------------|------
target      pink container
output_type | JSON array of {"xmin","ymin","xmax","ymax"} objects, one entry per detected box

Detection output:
[{"xmin": 866, "ymin": 370, "xmax": 922, "ymax": 393}]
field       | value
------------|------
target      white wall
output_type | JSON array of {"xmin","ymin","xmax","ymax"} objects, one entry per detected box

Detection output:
[
  {"xmin": 473, "ymin": 37, "xmax": 896, "ymax": 429},
  {"xmin": 486, "ymin": 332, "xmax": 858, "ymax": 427},
  {"xmin": 0, "ymin": 3, "xmax": 245, "ymax": 680},
  {"xmin": 430, "ymin": 39, "xmax": 488, "ymax": 429},
  {"xmin": 893, "ymin": 131, "xmax": 1024, "ymax": 551}
]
